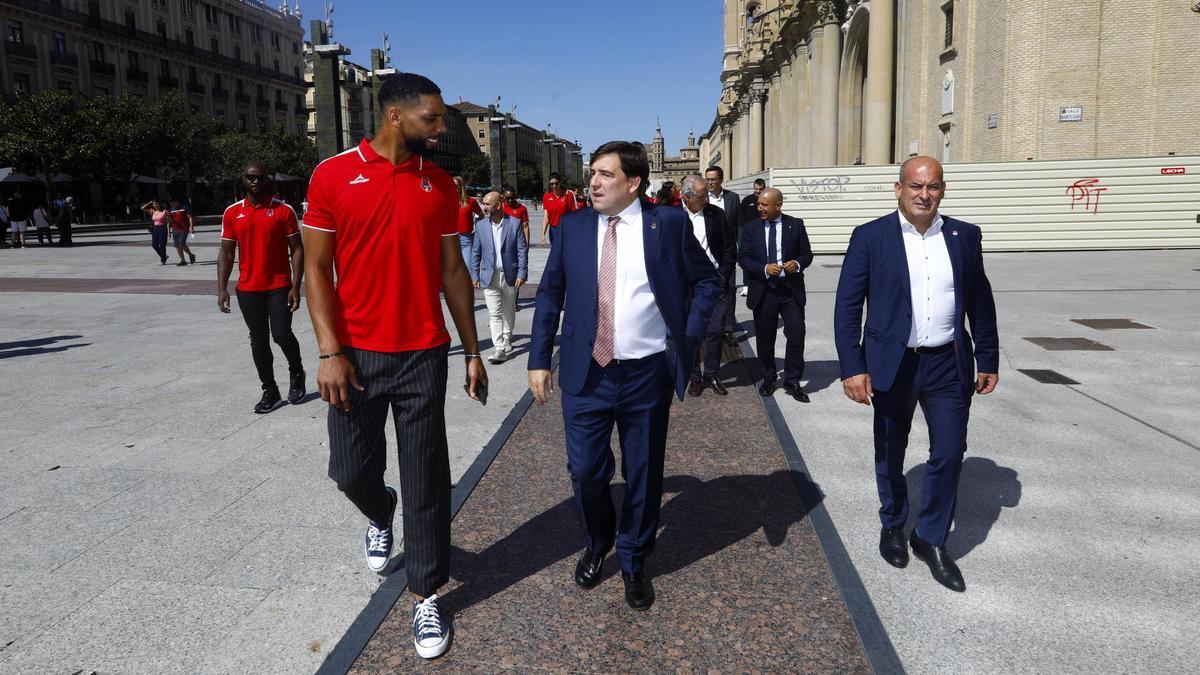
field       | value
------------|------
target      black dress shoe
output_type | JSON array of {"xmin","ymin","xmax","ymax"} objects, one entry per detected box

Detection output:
[
  {"xmin": 621, "ymin": 570, "xmax": 654, "ymax": 610},
  {"xmin": 574, "ymin": 549, "xmax": 606, "ymax": 589},
  {"xmin": 782, "ymin": 382, "xmax": 810, "ymax": 403},
  {"xmin": 879, "ymin": 527, "xmax": 909, "ymax": 568},
  {"xmin": 687, "ymin": 378, "xmax": 703, "ymax": 397},
  {"xmin": 910, "ymin": 531, "xmax": 965, "ymax": 592},
  {"xmin": 706, "ymin": 377, "xmax": 728, "ymax": 396},
  {"xmin": 758, "ymin": 378, "xmax": 777, "ymax": 396}
]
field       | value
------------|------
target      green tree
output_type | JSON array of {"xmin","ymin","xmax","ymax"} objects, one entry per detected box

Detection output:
[
  {"xmin": 516, "ymin": 164, "xmax": 542, "ymax": 199},
  {"xmin": 461, "ymin": 152, "xmax": 492, "ymax": 192},
  {"xmin": 0, "ymin": 90, "xmax": 81, "ymax": 195}
]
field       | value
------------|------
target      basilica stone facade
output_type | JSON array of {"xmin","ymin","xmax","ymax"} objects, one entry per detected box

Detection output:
[{"xmin": 702, "ymin": 0, "xmax": 1200, "ymax": 178}]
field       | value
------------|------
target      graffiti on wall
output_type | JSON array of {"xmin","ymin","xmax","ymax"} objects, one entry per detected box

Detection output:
[{"xmin": 1066, "ymin": 178, "xmax": 1107, "ymax": 214}]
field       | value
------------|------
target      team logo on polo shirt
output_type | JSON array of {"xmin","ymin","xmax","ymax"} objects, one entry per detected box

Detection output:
[
  {"xmin": 420, "ymin": 177, "xmax": 432, "ymax": 192},
  {"xmin": 349, "ymin": 174, "xmax": 370, "ymax": 185}
]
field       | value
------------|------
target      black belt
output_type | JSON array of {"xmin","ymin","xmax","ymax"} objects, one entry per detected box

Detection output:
[
  {"xmin": 597, "ymin": 350, "xmax": 666, "ymax": 367},
  {"xmin": 906, "ymin": 342, "xmax": 953, "ymax": 355}
]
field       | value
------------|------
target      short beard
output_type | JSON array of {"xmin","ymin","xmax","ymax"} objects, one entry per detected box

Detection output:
[{"xmin": 405, "ymin": 134, "xmax": 433, "ymax": 158}]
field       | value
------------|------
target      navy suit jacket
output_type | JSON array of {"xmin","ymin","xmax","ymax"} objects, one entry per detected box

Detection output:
[
  {"xmin": 739, "ymin": 214, "xmax": 813, "ymax": 311},
  {"xmin": 692, "ymin": 203, "xmax": 736, "ymax": 283},
  {"xmin": 833, "ymin": 211, "xmax": 999, "ymax": 394},
  {"xmin": 529, "ymin": 199, "xmax": 724, "ymax": 400},
  {"xmin": 470, "ymin": 214, "xmax": 528, "ymax": 286}
]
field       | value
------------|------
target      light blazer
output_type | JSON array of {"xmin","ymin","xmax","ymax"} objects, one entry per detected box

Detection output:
[
  {"xmin": 833, "ymin": 211, "xmax": 999, "ymax": 394},
  {"xmin": 738, "ymin": 214, "xmax": 814, "ymax": 311},
  {"xmin": 529, "ymin": 199, "xmax": 724, "ymax": 400},
  {"xmin": 470, "ymin": 214, "xmax": 528, "ymax": 286}
]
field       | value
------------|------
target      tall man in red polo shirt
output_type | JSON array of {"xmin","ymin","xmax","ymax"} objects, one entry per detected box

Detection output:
[
  {"xmin": 217, "ymin": 164, "xmax": 306, "ymax": 413},
  {"xmin": 302, "ymin": 72, "xmax": 487, "ymax": 661},
  {"xmin": 539, "ymin": 172, "xmax": 578, "ymax": 247}
]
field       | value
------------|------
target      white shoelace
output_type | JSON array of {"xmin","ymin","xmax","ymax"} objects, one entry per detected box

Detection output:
[
  {"xmin": 413, "ymin": 595, "xmax": 443, "ymax": 637},
  {"xmin": 366, "ymin": 524, "xmax": 391, "ymax": 553}
]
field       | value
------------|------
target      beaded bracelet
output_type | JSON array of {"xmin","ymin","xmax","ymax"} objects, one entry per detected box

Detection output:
[{"xmin": 318, "ymin": 351, "xmax": 345, "ymax": 360}]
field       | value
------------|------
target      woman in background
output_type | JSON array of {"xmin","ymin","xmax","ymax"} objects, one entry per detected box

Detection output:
[
  {"xmin": 453, "ymin": 176, "xmax": 483, "ymax": 266},
  {"xmin": 141, "ymin": 199, "xmax": 170, "ymax": 265}
]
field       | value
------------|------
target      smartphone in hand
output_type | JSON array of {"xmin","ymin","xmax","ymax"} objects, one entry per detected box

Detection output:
[{"xmin": 464, "ymin": 374, "xmax": 487, "ymax": 405}]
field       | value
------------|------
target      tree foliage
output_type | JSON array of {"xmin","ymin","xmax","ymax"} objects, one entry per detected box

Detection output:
[{"xmin": 460, "ymin": 152, "xmax": 492, "ymax": 192}]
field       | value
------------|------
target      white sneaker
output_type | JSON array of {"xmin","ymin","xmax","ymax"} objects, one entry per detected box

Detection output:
[
  {"xmin": 488, "ymin": 349, "xmax": 507, "ymax": 364},
  {"xmin": 363, "ymin": 486, "xmax": 397, "ymax": 572},
  {"xmin": 412, "ymin": 594, "xmax": 451, "ymax": 659}
]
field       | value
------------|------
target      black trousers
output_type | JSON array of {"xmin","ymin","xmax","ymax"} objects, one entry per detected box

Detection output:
[
  {"xmin": 57, "ymin": 222, "xmax": 72, "ymax": 245},
  {"xmin": 236, "ymin": 287, "xmax": 303, "ymax": 389},
  {"xmin": 752, "ymin": 284, "xmax": 806, "ymax": 384},
  {"xmin": 327, "ymin": 344, "xmax": 451, "ymax": 597},
  {"xmin": 150, "ymin": 226, "xmax": 168, "ymax": 262}
]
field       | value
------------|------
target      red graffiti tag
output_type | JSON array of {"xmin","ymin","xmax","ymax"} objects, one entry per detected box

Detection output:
[{"xmin": 1066, "ymin": 178, "xmax": 1107, "ymax": 214}]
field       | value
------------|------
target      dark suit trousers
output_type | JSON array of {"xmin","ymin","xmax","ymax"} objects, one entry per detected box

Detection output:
[
  {"xmin": 327, "ymin": 344, "xmax": 451, "ymax": 596},
  {"xmin": 236, "ymin": 287, "xmax": 303, "ymax": 389},
  {"xmin": 692, "ymin": 290, "xmax": 729, "ymax": 379},
  {"xmin": 752, "ymin": 283, "xmax": 806, "ymax": 384},
  {"xmin": 872, "ymin": 347, "xmax": 971, "ymax": 547},
  {"xmin": 561, "ymin": 353, "xmax": 673, "ymax": 573}
]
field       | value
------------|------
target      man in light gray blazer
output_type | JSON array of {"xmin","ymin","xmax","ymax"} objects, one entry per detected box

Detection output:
[{"xmin": 470, "ymin": 191, "xmax": 528, "ymax": 363}]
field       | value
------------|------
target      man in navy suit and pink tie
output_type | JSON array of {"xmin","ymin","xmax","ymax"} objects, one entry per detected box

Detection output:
[
  {"xmin": 528, "ymin": 141, "xmax": 722, "ymax": 610},
  {"xmin": 834, "ymin": 156, "xmax": 999, "ymax": 592}
]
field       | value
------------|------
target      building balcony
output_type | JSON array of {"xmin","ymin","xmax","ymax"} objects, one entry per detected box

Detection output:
[
  {"xmin": 187, "ymin": 81, "xmax": 205, "ymax": 95},
  {"xmin": 158, "ymin": 75, "xmax": 180, "ymax": 89},
  {"xmin": 50, "ymin": 52, "xmax": 79, "ymax": 68},
  {"xmin": 89, "ymin": 60, "xmax": 115, "ymax": 77},
  {"xmin": 126, "ymin": 68, "xmax": 149, "ymax": 82},
  {"xmin": 212, "ymin": 87, "xmax": 230, "ymax": 99},
  {"xmin": 235, "ymin": 93, "xmax": 250, "ymax": 105},
  {"xmin": 5, "ymin": 41, "xmax": 37, "ymax": 60}
]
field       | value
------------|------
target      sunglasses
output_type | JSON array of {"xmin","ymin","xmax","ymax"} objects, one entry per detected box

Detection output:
[{"xmin": 243, "ymin": 174, "xmax": 269, "ymax": 182}]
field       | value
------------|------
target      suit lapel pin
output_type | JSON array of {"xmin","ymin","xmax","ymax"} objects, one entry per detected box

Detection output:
[
  {"xmin": 952, "ymin": 230, "xmax": 959, "ymax": 236},
  {"xmin": 650, "ymin": 222, "xmax": 657, "ymax": 230}
]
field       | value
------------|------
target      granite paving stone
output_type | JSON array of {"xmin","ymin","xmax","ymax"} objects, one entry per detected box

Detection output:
[{"xmin": 350, "ymin": 355, "xmax": 869, "ymax": 672}]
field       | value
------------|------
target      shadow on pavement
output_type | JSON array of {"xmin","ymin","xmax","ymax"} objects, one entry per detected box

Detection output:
[
  {"xmin": 903, "ymin": 456, "xmax": 1021, "ymax": 559},
  {"xmin": 441, "ymin": 468, "xmax": 822, "ymax": 616},
  {"xmin": 0, "ymin": 335, "xmax": 89, "ymax": 360}
]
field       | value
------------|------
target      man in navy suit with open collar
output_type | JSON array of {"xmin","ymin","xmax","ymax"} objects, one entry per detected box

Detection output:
[
  {"xmin": 740, "ymin": 187, "xmax": 814, "ymax": 402},
  {"xmin": 834, "ymin": 156, "xmax": 999, "ymax": 593},
  {"xmin": 529, "ymin": 141, "xmax": 722, "ymax": 610}
]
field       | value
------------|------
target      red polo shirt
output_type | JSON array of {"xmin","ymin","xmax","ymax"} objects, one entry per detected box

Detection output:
[
  {"xmin": 542, "ymin": 189, "xmax": 578, "ymax": 228},
  {"xmin": 303, "ymin": 140, "xmax": 458, "ymax": 353},
  {"xmin": 457, "ymin": 197, "xmax": 483, "ymax": 235},
  {"xmin": 168, "ymin": 208, "xmax": 190, "ymax": 232},
  {"xmin": 503, "ymin": 202, "xmax": 529, "ymax": 226},
  {"xmin": 220, "ymin": 197, "xmax": 299, "ymax": 292}
]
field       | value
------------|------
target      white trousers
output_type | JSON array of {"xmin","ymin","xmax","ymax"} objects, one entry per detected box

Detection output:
[{"xmin": 484, "ymin": 270, "xmax": 517, "ymax": 351}]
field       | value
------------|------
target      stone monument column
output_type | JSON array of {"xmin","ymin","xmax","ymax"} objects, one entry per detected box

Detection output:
[
  {"xmin": 813, "ymin": 1, "xmax": 841, "ymax": 166},
  {"xmin": 749, "ymin": 86, "xmax": 766, "ymax": 174},
  {"xmin": 311, "ymin": 19, "xmax": 348, "ymax": 160},
  {"xmin": 863, "ymin": 0, "xmax": 895, "ymax": 164}
]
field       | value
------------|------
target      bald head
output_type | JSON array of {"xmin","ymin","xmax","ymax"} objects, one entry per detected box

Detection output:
[
  {"xmin": 895, "ymin": 155, "xmax": 946, "ymax": 231},
  {"xmin": 481, "ymin": 191, "xmax": 504, "ymax": 219},
  {"xmin": 757, "ymin": 187, "xmax": 783, "ymax": 222}
]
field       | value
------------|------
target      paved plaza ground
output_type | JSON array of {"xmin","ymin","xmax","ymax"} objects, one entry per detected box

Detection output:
[{"xmin": 0, "ymin": 214, "xmax": 1197, "ymax": 673}]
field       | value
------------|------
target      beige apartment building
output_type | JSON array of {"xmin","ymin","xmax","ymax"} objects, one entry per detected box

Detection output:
[
  {"xmin": 703, "ymin": 0, "xmax": 1200, "ymax": 178},
  {"xmin": 455, "ymin": 99, "xmax": 584, "ymax": 189},
  {"xmin": 1, "ymin": 0, "xmax": 308, "ymax": 134}
]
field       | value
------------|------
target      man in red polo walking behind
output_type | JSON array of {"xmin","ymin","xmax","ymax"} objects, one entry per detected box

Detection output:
[
  {"xmin": 540, "ymin": 172, "xmax": 578, "ymax": 247},
  {"xmin": 217, "ymin": 164, "xmax": 307, "ymax": 413},
  {"xmin": 302, "ymin": 72, "xmax": 487, "ymax": 660}
]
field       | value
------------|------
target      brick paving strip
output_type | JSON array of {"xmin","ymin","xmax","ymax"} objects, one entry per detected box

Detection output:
[{"xmin": 345, "ymin": 352, "xmax": 878, "ymax": 672}]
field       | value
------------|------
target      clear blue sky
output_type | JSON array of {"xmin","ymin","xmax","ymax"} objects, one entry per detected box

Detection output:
[{"xmin": 297, "ymin": 0, "xmax": 725, "ymax": 160}]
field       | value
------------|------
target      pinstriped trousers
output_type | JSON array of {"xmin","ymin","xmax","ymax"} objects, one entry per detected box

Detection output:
[{"xmin": 327, "ymin": 343, "xmax": 451, "ymax": 596}]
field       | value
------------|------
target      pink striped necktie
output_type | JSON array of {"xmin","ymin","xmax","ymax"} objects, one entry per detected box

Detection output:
[{"xmin": 592, "ymin": 215, "xmax": 620, "ymax": 366}]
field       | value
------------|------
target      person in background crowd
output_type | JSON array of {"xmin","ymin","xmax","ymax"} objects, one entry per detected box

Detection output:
[
  {"xmin": 32, "ymin": 201, "xmax": 54, "ymax": 246},
  {"xmin": 502, "ymin": 185, "xmax": 530, "ymax": 247},
  {"xmin": 705, "ymin": 166, "xmax": 741, "ymax": 346},
  {"xmin": 679, "ymin": 174, "xmax": 736, "ymax": 397},
  {"xmin": 470, "ymin": 191, "xmax": 527, "ymax": 364},
  {"xmin": 540, "ymin": 172, "xmax": 578, "ymax": 247},
  {"xmin": 218, "ymin": 163, "xmax": 307, "ymax": 414},
  {"xmin": 168, "ymin": 197, "xmax": 196, "ymax": 266},
  {"xmin": 142, "ymin": 200, "xmax": 170, "ymax": 265},
  {"xmin": 0, "ymin": 200, "xmax": 10, "ymax": 248},
  {"xmin": 55, "ymin": 197, "xmax": 74, "ymax": 246},
  {"xmin": 453, "ymin": 175, "xmax": 483, "ymax": 266}
]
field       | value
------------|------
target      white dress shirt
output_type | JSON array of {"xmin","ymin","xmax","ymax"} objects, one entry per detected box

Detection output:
[
  {"xmin": 898, "ymin": 210, "xmax": 955, "ymax": 348},
  {"xmin": 596, "ymin": 199, "xmax": 667, "ymax": 359},
  {"xmin": 685, "ymin": 206, "xmax": 716, "ymax": 266},
  {"xmin": 708, "ymin": 190, "xmax": 726, "ymax": 210},
  {"xmin": 490, "ymin": 217, "xmax": 505, "ymax": 285},
  {"xmin": 762, "ymin": 218, "xmax": 794, "ymax": 277}
]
